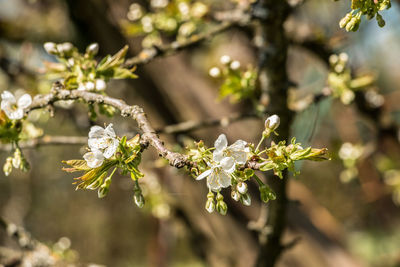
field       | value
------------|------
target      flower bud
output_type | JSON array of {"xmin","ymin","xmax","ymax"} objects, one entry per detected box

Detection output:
[
  {"xmin": 265, "ymin": 114, "xmax": 280, "ymax": 132},
  {"xmin": 231, "ymin": 190, "xmax": 240, "ymax": 201},
  {"xmin": 216, "ymin": 200, "xmax": 227, "ymax": 215},
  {"xmin": 86, "ymin": 43, "xmax": 99, "ymax": 56},
  {"xmin": 209, "ymin": 67, "xmax": 221, "ymax": 78},
  {"xmin": 240, "ymin": 193, "xmax": 251, "ymax": 206},
  {"xmin": 205, "ymin": 198, "xmax": 215, "ymax": 213},
  {"xmin": 3, "ymin": 157, "xmax": 13, "ymax": 176},
  {"xmin": 220, "ymin": 55, "xmax": 231, "ymax": 65},
  {"xmin": 376, "ymin": 13, "xmax": 385, "ymax": 27},
  {"xmin": 85, "ymin": 81, "xmax": 95, "ymax": 91},
  {"xmin": 57, "ymin": 42, "xmax": 73, "ymax": 54},
  {"xmin": 44, "ymin": 42, "xmax": 58, "ymax": 55},
  {"xmin": 134, "ymin": 192, "xmax": 145, "ymax": 208},
  {"xmin": 98, "ymin": 184, "xmax": 109, "ymax": 198},
  {"xmin": 339, "ymin": 13, "xmax": 352, "ymax": 28},
  {"xmin": 12, "ymin": 149, "xmax": 22, "ymax": 169},
  {"xmin": 259, "ymin": 184, "xmax": 276, "ymax": 203},
  {"xmin": 236, "ymin": 182, "xmax": 248, "ymax": 194},
  {"xmin": 230, "ymin": 60, "xmax": 241, "ymax": 70},
  {"xmin": 95, "ymin": 79, "xmax": 106, "ymax": 91}
]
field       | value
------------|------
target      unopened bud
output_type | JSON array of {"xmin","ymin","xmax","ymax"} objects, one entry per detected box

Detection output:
[
  {"xmin": 3, "ymin": 157, "xmax": 13, "ymax": 176},
  {"xmin": 237, "ymin": 182, "xmax": 248, "ymax": 194},
  {"xmin": 134, "ymin": 193, "xmax": 145, "ymax": 208},
  {"xmin": 259, "ymin": 184, "xmax": 276, "ymax": 203},
  {"xmin": 12, "ymin": 149, "xmax": 22, "ymax": 169},
  {"xmin": 57, "ymin": 42, "xmax": 73, "ymax": 54},
  {"xmin": 98, "ymin": 184, "xmax": 109, "ymax": 198},
  {"xmin": 44, "ymin": 42, "xmax": 58, "ymax": 55},
  {"xmin": 230, "ymin": 60, "xmax": 241, "ymax": 70},
  {"xmin": 209, "ymin": 67, "xmax": 221, "ymax": 78},
  {"xmin": 220, "ymin": 55, "xmax": 231, "ymax": 65},
  {"xmin": 339, "ymin": 13, "xmax": 352, "ymax": 28},
  {"xmin": 216, "ymin": 199, "xmax": 227, "ymax": 215},
  {"xmin": 265, "ymin": 114, "xmax": 280, "ymax": 132},
  {"xmin": 240, "ymin": 193, "xmax": 251, "ymax": 206},
  {"xmin": 85, "ymin": 81, "xmax": 95, "ymax": 91},
  {"xmin": 86, "ymin": 43, "xmax": 99, "ymax": 56},
  {"xmin": 376, "ymin": 13, "xmax": 385, "ymax": 27},
  {"xmin": 95, "ymin": 79, "xmax": 106, "ymax": 91},
  {"xmin": 205, "ymin": 198, "xmax": 215, "ymax": 213},
  {"xmin": 231, "ymin": 190, "xmax": 240, "ymax": 201}
]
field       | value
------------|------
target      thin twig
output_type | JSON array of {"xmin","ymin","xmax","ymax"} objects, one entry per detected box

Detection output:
[
  {"xmin": 156, "ymin": 112, "xmax": 258, "ymax": 134},
  {"xmin": 124, "ymin": 21, "xmax": 235, "ymax": 67},
  {"xmin": 0, "ymin": 135, "xmax": 88, "ymax": 151}
]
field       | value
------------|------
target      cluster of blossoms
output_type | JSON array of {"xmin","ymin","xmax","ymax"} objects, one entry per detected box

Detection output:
[
  {"xmin": 0, "ymin": 91, "xmax": 33, "ymax": 175},
  {"xmin": 339, "ymin": 0, "xmax": 391, "ymax": 31},
  {"xmin": 327, "ymin": 53, "xmax": 375, "ymax": 105},
  {"xmin": 43, "ymin": 42, "xmax": 136, "ymax": 92},
  {"xmin": 122, "ymin": 0, "xmax": 208, "ymax": 48},
  {"xmin": 63, "ymin": 124, "xmax": 145, "ymax": 206},
  {"xmin": 209, "ymin": 55, "xmax": 257, "ymax": 103},
  {"xmin": 187, "ymin": 114, "xmax": 328, "ymax": 215},
  {"xmin": 338, "ymin": 142, "xmax": 365, "ymax": 182}
]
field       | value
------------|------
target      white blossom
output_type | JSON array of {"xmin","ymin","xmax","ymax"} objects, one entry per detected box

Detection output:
[
  {"xmin": 213, "ymin": 134, "xmax": 248, "ymax": 165},
  {"xmin": 1, "ymin": 91, "xmax": 32, "ymax": 120},
  {"xmin": 88, "ymin": 124, "xmax": 119, "ymax": 159},
  {"xmin": 196, "ymin": 157, "xmax": 235, "ymax": 191},
  {"xmin": 85, "ymin": 81, "xmax": 95, "ymax": 91},
  {"xmin": 44, "ymin": 42, "xmax": 57, "ymax": 55},
  {"xmin": 83, "ymin": 149, "xmax": 104, "ymax": 168},
  {"xmin": 95, "ymin": 79, "xmax": 106, "ymax": 91},
  {"xmin": 196, "ymin": 134, "xmax": 249, "ymax": 191},
  {"xmin": 230, "ymin": 60, "xmax": 241, "ymax": 70}
]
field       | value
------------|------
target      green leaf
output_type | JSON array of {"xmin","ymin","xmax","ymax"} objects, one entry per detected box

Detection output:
[{"xmin": 62, "ymin": 159, "xmax": 91, "ymax": 172}]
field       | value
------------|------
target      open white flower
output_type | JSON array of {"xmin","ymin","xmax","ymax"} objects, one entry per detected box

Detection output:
[
  {"xmin": 196, "ymin": 157, "xmax": 235, "ymax": 191},
  {"xmin": 83, "ymin": 149, "xmax": 104, "ymax": 168},
  {"xmin": 88, "ymin": 124, "xmax": 119, "ymax": 159},
  {"xmin": 1, "ymin": 91, "xmax": 32, "ymax": 120},
  {"xmin": 213, "ymin": 134, "xmax": 248, "ymax": 165}
]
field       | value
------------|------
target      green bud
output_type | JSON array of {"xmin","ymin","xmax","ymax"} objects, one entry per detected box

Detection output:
[
  {"xmin": 240, "ymin": 193, "xmax": 251, "ymax": 206},
  {"xmin": 205, "ymin": 198, "xmax": 215, "ymax": 213},
  {"xmin": 259, "ymin": 184, "xmax": 276, "ymax": 203},
  {"xmin": 134, "ymin": 193, "xmax": 145, "ymax": 208},
  {"xmin": 216, "ymin": 192, "xmax": 224, "ymax": 202},
  {"xmin": 339, "ymin": 13, "xmax": 352, "ymax": 28},
  {"xmin": 376, "ymin": 13, "xmax": 386, "ymax": 27},
  {"xmin": 216, "ymin": 200, "xmax": 227, "ymax": 215},
  {"xmin": 98, "ymin": 184, "xmax": 109, "ymax": 198},
  {"xmin": 3, "ymin": 157, "xmax": 13, "ymax": 176},
  {"xmin": 86, "ymin": 43, "xmax": 99, "ymax": 56},
  {"xmin": 12, "ymin": 149, "xmax": 22, "ymax": 169}
]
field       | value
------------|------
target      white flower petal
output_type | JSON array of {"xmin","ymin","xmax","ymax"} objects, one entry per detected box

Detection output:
[
  {"xmin": 104, "ymin": 123, "xmax": 116, "ymax": 138},
  {"xmin": 213, "ymin": 150, "xmax": 224, "ymax": 163},
  {"xmin": 17, "ymin": 94, "xmax": 32, "ymax": 109},
  {"xmin": 231, "ymin": 151, "xmax": 248, "ymax": 165},
  {"xmin": 230, "ymin": 140, "xmax": 247, "ymax": 150},
  {"xmin": 217, "ymin": 170, "xmax": 231, "ymax": 188},
  {"xmin": 6, "ymin": 109, "xmax": 24, "ymax": 120},
  {"xmin": 89, "ymin": 126, "xmax": 105, "ymax": 138},
  {"xmin": 1, "ymin": 91, "xmax": 16, "ymax": 103},
  {"xmin": 196, "ymin": 169, "xmax": 212, "ymax": 180},
  {"xmin": 220, "ymin": 157, "xmax": 235, "ymax": 173},
  {"xmin": 103, "ymin": 139, "xmax": 118, "ymax": 158},
  {"xmin": 88, "ymin": 138, "xmax": 106, "ymax": 150},
  {"xmin": 206, "ymin": 171, "xmax": 221, "ymax": 191},
  {"xmin": 214, "ymin": 134, "xmax": 228, "ymax": 151},
  {"xmin": 83, "ymin": 150, "xmax": 104, "ymax": 168}
]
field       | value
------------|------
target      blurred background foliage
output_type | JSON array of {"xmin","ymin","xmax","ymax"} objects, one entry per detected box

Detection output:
[{"xmin": 0, "ymin": 0, "xmax": 400, "ymax": 266}]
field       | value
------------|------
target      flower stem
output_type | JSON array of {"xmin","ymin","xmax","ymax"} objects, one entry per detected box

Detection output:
[{"xmin": 255, "ymin": 135, "xmax": 266, "ymax": 154}]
